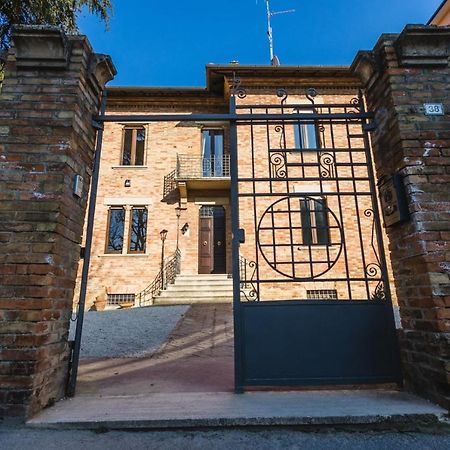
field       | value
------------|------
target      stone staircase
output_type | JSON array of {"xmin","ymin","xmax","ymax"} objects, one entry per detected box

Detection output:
[{"xmin": 154, "ymin": 274, "xmax": 233, "ymax": 305}]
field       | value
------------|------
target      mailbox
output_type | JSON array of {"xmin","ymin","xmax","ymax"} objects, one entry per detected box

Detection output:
[{"xmin": 378, "ymin": 173, "xmax": 409, "ymax": 227}]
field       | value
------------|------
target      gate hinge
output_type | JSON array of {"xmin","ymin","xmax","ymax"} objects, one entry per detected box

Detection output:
[
  {"xmin": 92, "ymin": 118, "xmax": 104, "ymax": 131},
  {"xmin": 363, "ymin": 121, "xmax": 377, "ymax": 132}
]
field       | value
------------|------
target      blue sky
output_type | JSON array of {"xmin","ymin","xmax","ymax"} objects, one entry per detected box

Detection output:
[{"xmin": 78, "ymin": 0, "xmax": 442, "ymax": 87}]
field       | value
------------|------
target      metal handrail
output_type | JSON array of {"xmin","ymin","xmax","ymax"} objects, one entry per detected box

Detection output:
[
  {"xmin": 176, "ymin": 154, "xmax": 230, "ymax": 178},
  {"xmin": 136, "ymin": 248, "xmax": 181, "ymax": 307},
  {"xmin": 163, "ymin": 169, "xmax": 177, "ymax": 198}
]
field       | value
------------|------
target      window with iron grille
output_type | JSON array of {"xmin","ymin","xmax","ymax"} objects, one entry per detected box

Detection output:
[
  {"xmin": 121, "ymin": 127, "xmax": 146, "ymax": 165},
  {"xmin": 306, "ymin": 289, "xmax": 338, "ymax": 300},
  {"xmin": 107, "ymin": 293, "xmax": 136, "ymax": 305},
  {"xmin": 293, "ymin": 110, "xmax": 320, "ymax": 150},
  {"xmin": 300, "ymin": 197, "xmax": 330, "ymax": 245}
]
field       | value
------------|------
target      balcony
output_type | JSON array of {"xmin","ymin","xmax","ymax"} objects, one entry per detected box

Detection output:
[
  {"xmin": 163, "ymin": 155, "xmax": 231, "ymax": 205},
  {"xmin": 176, "ymin": 154, "xmax": 230, "ymax": 179}
]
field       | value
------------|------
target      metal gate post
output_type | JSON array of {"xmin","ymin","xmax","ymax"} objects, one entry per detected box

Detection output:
[
  {"xmin": 66, "ymin": 90, "xmax": 107, "ymax": 397},
  {"xmin": 229, "ymin": 94, "xmax": 244, "ymax": 393}
]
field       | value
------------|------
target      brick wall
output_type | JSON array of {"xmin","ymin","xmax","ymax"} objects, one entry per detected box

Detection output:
[
  {"xmin": 352, "ymin": 25, "xmax": 450, "ymax": 409},
  {"xmin": 84, "ymin": 81, "xmax": 397, "ymax": 308},
  {"xmin": 0, "ymin": 26, "xmax": 115, "ymax": 418}
]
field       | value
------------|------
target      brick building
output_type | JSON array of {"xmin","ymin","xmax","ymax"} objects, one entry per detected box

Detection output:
[{"xmin": 80, "ymin": 66, "xmax": 394, "ymax": 308}]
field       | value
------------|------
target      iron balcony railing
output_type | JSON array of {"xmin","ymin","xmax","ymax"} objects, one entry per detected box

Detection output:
[
  {"xmin": 163, "ymin": 169, "xmax": 177, "ymax": 198},
  {"xmin": 176, "ymin": 154, "xmax": 230, "ymax": 179},
  {"xmin": 135, "ymin": 247, "xmax": 181, "ymax": 307}
]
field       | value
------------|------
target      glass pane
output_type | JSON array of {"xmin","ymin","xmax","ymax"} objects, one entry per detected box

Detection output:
[
  {"xmin": 300, "ymin": 199, "xmax": 312, "ymax": 245},
  {"xmin": 213, "ymin": 133, "xmax": 224, "ymax": 176},
  {"xmin": 135, "ymin": 129, "xmax": 145, "ymax": 165},
  {"xmin": 107, "ymin": 208, "xmax": 125, "ymax": 252},
  {"xmin": 315, "ymin": 200, "xmax": 330, "ymax": 245},
  {"xmin": 305, "ymin": 123, "xmax": 318, "ymax": 149},
  {"xmin": 129, "ymin": 208, "xmax": 148, "ymax": 252},
  {"xmin": 202, "ymin": 130, "xmax": 212, "ymax": 176},
  {"xmin": 294, "ymin": 122, "xmax": 302, "ymax": 149},
  {"xmin": 122, "ymin": 129, "xmax": 132, "ymax": 165}
]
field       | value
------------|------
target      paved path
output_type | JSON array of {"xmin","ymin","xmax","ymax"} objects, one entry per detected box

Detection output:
[{"xmin": 77, "ymin": 304, "xmax": 234, "ymax": 396}]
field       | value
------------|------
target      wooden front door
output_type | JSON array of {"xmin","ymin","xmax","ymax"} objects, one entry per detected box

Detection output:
[
  {"xmin": 198, "ymin": 206, "xmax": 226, "ymax": 274},
  {"xmin": 213, "ymin": 207, "xmax": 226, "ymax": 273}
]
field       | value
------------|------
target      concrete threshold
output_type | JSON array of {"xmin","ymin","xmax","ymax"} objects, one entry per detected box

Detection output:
[{"xmin": 27, "ymin": 390, "xmax": 448, "ymax": 431}]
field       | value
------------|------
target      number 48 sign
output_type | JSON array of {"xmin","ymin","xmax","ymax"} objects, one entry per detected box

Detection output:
[{"xmin": 424, "ymin": 103, "xmax": 445, "ymax": 116}]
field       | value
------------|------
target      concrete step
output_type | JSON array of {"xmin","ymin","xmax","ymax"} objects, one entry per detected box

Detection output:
[
  {"xmin": 154, "ymin": 297, "xmax": 232, "ymax": 305},
  {"xmin": 158, "ymin": 290, "xmax": 232, "ymax": 298},
  {"xmin": 177, "ymin": 273, "xmax": 230, "ymax": 278},
  {"xmin": 27, "ymin": 390, "xmax": 448, "ymax": 431},
  {"xmin": 171, "ymin": 280, "xmax": 233, "ymax": 286},
  {"xmin": 152, "ymin": 273, "xmax": 233, "ymax": 305},
  {"xmin": 164, "ymin": 284, "xmax": 233, "ymax": 292}
]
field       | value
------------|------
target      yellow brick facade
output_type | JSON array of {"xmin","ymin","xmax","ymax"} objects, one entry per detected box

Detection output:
[{"xmin": 76, "ymin": 67, "xmax": 396, "ymax": 309}]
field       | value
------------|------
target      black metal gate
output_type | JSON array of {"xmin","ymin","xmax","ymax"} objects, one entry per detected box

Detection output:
[
  {"xmin": 69, "ymin": 83, "xmax": 401, "ymax": 396},
  {"xmin": 229, "ymin": 86, "xmax": 402, "ymax": 391}
]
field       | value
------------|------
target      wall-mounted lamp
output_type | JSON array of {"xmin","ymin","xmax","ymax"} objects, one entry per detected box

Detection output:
[
  {"xmin": 181, "ymin": 223, "xmax": 189, "ymax": 235},
  {"xmin": 124, "ymin": 179, "xmax": 131, "ymax": 187}
]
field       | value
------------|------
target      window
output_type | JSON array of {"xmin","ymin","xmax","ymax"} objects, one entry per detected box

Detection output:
[
  {"xmin": 107, "ymin": 293, "xmax": 135, "ymax": 305},
  {"xmin": 202, "ymin": 129, "xmax": 224, "ymax": 176},
  {"xmin": 293, "ymin": 110, "xmax": 319, "ymax": 150},
  {"xmin": 129, "ymin": 207, "xmax": 148, "ymax": 253},
  {"xmin": 106, "ymin": 207, "xmax": 125, "ymax": 253},
  {"xmin": 300, "ymin": 197, "xmax": 330, "ymax": 245},
  {"xmin": 105, "ymin": 206, "xmax": 148, "ymax": 255},
  {"xmin": 121, "ymin": 127, "xmax": 146, "ymax": 165},
  {"xmin": 307, "ymin": 289, "xmax": 338, "ymax": 300}
]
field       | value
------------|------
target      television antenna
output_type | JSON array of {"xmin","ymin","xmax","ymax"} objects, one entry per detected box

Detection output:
[{"xmin": 260, "ymin": 0, "xmax": 295, "ymax": 66}]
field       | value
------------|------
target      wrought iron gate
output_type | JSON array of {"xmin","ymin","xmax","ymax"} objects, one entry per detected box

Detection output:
[
  {"xmin": 229, "ymin": 86, "xmax": 402, "ymax": 390},
  {"xmin": 70, "ymin": 83, "xmax": 401, "ymax": 396}
]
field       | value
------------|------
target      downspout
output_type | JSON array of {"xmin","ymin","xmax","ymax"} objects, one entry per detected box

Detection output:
[{"xmin": 66, "ymin": 89, "xmax": 108, "ymax": 397}]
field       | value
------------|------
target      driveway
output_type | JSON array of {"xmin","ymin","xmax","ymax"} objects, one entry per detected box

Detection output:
[{"xmin": 76, "ymin": 304, "xmax": 234, "ymax": 396}]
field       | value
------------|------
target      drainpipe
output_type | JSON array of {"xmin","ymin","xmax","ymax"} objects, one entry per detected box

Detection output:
[{"xmin": 66, "ymin": 90, "xmax": 107, "ymax": 397}]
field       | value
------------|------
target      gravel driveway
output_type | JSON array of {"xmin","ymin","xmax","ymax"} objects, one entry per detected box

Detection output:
[{"xmin": 70, "ymin": 306, "xmax": 189, "ymax": 359}]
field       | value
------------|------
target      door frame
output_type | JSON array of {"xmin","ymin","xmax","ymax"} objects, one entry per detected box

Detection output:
[{"xmin": 198, "ymin": 205, "xmax": 226, "ymax": 274}]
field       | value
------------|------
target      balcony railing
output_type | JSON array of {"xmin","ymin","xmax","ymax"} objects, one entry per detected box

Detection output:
[
  {"xmin": 176, "ymin": 154, "xmax": 230, "ymax": 179},
  {"xmin": 163, "ymin": 169, "xmax": 177, "ymax": 198}
]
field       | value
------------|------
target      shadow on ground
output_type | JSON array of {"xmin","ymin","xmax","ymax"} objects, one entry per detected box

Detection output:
[{"xmin": 77, "ymin": 304, "xmax": 234, "ymax": 395}]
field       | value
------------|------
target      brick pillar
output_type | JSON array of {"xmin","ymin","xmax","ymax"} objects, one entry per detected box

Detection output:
[
  {"xmin": 352, "ymin": 25, "xmax": 450, "ymax": 409},
  {"xmin": 0, "ymin": 26, "xmax": 116, "ymax": 418}
]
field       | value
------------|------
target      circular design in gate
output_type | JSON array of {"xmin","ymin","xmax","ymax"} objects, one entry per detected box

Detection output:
[{"xmin": 257, "ymin": 196, "xmax": 343, "ymax": 280}]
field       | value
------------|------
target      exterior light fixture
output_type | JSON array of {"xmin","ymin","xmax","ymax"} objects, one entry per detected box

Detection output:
[
  {"xmin": 124, "ymin": 179, "xmax": 131, "ymax": 187},
  {"xmin": 160, "ymin": 229, "xmax": 168, "ymax": 242},
  {"xmin": 181, "ymin": 223, "xmax": 189, "ymax": 235},
  {"xmin": 160, "ymin": 229, "xmax": 168, "ymax": 288}
]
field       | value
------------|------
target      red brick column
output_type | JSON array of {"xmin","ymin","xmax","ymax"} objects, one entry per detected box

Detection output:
[
  {"xmin": 352, "ymin": 25, "xmax": 450, "ymax": 409},
  {"xmin": 0, "ymin": 26, "xmax": 115, "ymax": 418}
]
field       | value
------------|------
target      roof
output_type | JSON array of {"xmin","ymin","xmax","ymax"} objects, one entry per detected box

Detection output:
[{"xmin": 106, "ymin": 64, "xmax": 360, "ymax": 105}]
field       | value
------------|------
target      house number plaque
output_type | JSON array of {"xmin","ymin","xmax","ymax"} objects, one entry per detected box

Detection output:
[{"xmin": 423, "ymin": 103, "xmax": 444, "ymax": 116}]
